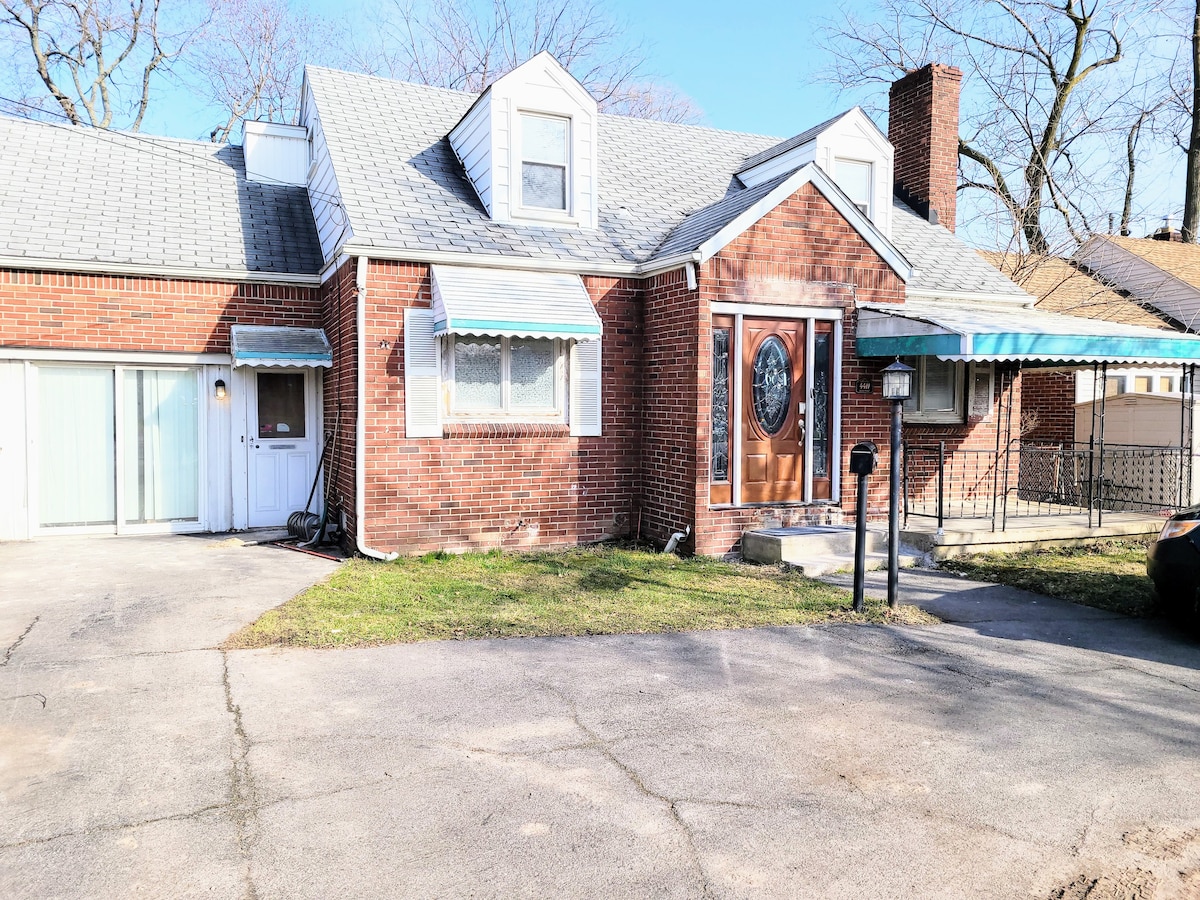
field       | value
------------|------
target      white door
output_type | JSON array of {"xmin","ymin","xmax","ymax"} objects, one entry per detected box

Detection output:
[{"xmin": 246, "ymin": 369, "xmax": 318, "ymax": 528}]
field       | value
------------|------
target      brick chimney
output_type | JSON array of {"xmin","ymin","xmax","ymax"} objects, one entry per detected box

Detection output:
[{"xmin": 888, "ymin": 63, "xmax": 962, "ymax": 231}]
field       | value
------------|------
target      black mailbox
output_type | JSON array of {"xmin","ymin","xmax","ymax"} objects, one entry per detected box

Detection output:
[{"xmin": 849, "ymin": 441, "xmax": 879, "ymax": 476}]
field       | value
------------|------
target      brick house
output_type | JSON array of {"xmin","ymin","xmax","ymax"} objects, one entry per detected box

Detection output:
[{"xmin": 6, "ymin": 55, "xmax": 1199, "ymax": 553}]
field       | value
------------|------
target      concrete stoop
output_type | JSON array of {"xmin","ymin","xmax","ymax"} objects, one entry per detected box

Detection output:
[{"xmin": 741, "ymin": 525, "xmax": 925, "ymax": 577}]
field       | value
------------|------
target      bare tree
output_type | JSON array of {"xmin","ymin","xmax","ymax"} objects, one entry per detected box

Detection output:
[
  {"xmin": 351, "ymin": 0, "xmax": 701, "ymax": 122},
  {"xmin": 188, "ymin": 0, "xmax": 325, "ymax": 142},
  {"xmin": 820, "ymin": 0, "xmax": 1163, "ymax": 254},
  {"xmin": 0, "ymin": 0, "xmax": 201, "ymax": 130},
  {"xmin": 1183, "ymin": 0, "xmax": 1200, "ymax": 240}
]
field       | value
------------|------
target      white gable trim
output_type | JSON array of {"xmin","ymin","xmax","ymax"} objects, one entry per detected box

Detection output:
[{"xmin": 695, "ymin": 164, "xmax": 912, "ymax": 280}]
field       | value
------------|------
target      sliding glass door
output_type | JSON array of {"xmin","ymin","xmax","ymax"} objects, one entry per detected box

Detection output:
[
  {"xmin": 36, "ymin": 365, "xmax": 202, "ymax": 532},
  {"xmin": 122, "ymin": 369, "xmax": 200, "ymax": 525},
  {"xmin": 38, "ymin": 367, "xmax": 116, "ymax": 527}
]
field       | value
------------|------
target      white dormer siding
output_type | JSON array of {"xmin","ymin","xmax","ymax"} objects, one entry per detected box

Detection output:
[
  {"xmin": 448, "ymin": 52, "xmax": 599, "ymax": 229},
  {"xmin": 299, "ymin": 78, "xmax": 354, "ymax": 264},
  {"xmin": 736, "ymin": 107, "xmax": 894, "ymax": 239},
  {"xmin": 243, "ymin": 121, "xmax": 308, "ymax": 186}
]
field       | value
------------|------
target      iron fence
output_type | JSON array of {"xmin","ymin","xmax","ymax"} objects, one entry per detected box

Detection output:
[{"xmin": 903, "ymin": 440, "xmax": 1193, "ymax": 530}]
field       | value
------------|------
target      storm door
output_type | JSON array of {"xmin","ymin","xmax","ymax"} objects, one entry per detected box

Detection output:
[
  {"xmin": 740, "ymin": 319, "xmax": 806, "ymax": 503},
  {"xmin": 246, "ymin": 369, "xmax": 318, "ymax": 528}
]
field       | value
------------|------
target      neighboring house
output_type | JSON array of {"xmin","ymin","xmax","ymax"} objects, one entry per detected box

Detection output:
[
  {"xmin": 980, "ymin": 252, "xmax": 1178, "ymax": 446},
  {"xmin": 6, "ymin": 55, "xmax": 1200, "ymax": 555}
]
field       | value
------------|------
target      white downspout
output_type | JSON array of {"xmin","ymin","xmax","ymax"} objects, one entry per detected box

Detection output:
[{"xmin": 354, "ymin": 254, "xmax": 399, "ymax": 561}]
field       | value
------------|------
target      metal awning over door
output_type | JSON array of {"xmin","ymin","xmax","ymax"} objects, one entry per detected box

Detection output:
[{"xmin": 230, "ymin": 326, "xmax": 333, "ymax": 368}]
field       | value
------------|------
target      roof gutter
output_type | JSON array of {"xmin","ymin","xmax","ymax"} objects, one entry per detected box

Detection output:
[
  {"xmin": 336, "ymin": 242, "xmax": 702, "ymax": 280},
  {"xmin": 0, "ymin": 255, "xmax": 322, "ymax": 286},
  {"xmin": 354, "ymin": 254, "xmax": 399, "ymax": 561}
]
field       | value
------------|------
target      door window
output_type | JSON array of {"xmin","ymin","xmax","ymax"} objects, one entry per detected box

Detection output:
[
  {"xmin": 257, "ymin": 372, "xmax": 306, "ymax": 438},
  {"xmin": 751, "ymin": 336, "xmax": 792, "ymax": 436}
]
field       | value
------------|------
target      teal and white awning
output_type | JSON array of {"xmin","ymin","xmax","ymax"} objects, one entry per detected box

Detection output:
[
  {"xmin": 230, "ymin": 325, "xmax": 332, "ymax": 368},
  {"xmin": 430, "ymin": 265, "xmax": 602, "ymax": 341},
  {"xmin": 857, "ymin": 299, "xmax": 1200, "ymax": 365}
]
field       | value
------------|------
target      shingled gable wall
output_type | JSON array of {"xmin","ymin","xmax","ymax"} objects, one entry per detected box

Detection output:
[{"xmin": 345, "ymin": 259, "xmax": 642, "ymax": 554}]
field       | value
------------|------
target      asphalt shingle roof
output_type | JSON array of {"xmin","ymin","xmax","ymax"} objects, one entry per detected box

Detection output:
[
  {"xmin": 890, "ymin": 202, "xmax": 1030, "ymax": 298},
  {"xmin": 1100, "ymin": 235, "xmax": 1200, "ymax": 292},
  {"xmin": 306, "ymin": 66, "xmax": 783, "ymax": 266},
  {"xmin": 979, "ymin": 251, "xmax": 1171, "ymax": 329},
  {"xmin": 0, "ymin": 115, "xmax": 323, "ymax": 277},
  {"xmin": 306, "ymin": 66, "xmax": 1029, "ymax": 299}
]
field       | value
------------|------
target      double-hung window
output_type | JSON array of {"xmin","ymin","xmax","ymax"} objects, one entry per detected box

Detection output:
[
  {"xmin": 520, "ymin": 113, "xmax": 570, "ymax": 212},
  {"xmin": 834, "ymin": 159, "xmax": 872, "ymax": 217},
  {"xmin": 903, "ymin": 356, "xmax": 965, "ymax": 423},
  {"xmin": 445, "ymin": 336, "xmax": 564, "ymax": 418}
]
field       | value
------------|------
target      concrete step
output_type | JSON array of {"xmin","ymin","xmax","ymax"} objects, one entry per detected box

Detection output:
[{"xmin": 741, "ymin": 525, "xmax": 923, "ymax": 577}]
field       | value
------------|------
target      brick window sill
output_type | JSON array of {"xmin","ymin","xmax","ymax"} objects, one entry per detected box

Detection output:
[{"xmin": 442, "ymin": 422, "xmax": 571, "ymax": 439}]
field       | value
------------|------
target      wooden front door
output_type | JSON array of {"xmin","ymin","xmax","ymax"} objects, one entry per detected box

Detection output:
[{"xmin": 741, "ymin": 318, "xmax": 806, "ymax": 503}]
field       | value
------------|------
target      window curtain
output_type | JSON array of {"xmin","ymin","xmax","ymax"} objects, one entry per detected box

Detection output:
[
  {"xmin": 123, "ymin": 370, "xmax": 199, "ymax": 523},
  {"xmin": 38, "ymin": 367, "xmax": 116, "ymax": 526}
]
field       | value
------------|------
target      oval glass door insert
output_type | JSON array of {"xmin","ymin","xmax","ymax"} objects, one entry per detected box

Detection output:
[{"xmin": 752, "ymin": 336, "xmax": 791, "ymax": 436}]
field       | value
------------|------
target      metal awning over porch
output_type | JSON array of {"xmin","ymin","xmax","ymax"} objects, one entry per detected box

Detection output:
[
  {"xmin": 856, "ymin": 298, "xmax": 1200, "ymax": 365},
  {"xmin": 230, "ymin": 325, "xmax": 332, "ymax": 368},
  {"xmin": 430, "ymin": 265, "xmax": 602, "ymax": 341}
]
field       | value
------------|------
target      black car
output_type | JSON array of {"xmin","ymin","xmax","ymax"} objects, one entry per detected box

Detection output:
[{"xmin": 1147, "ymin": 505, "xmax": 1200, "ymax": 629}]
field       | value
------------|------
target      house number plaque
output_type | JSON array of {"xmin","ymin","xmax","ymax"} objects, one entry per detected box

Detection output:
[{"xmin": 855, "ymin": 378, "xmax": 873, "ymax": 394}]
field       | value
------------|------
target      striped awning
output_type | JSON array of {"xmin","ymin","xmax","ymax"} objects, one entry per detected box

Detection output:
[
  {"xmin": 857, "ymin": 298, "xmax": 1200, "ymax": 365},
  {"xmin": 230, "ymin": 325, "xmax": 332, "ymax": 367},
  {"xmin": 430, "ymin": 265, "xmax": 602, "ymax": 341}
]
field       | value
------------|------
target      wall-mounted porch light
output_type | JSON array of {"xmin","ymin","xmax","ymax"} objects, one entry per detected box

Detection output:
[{"xmin": 214, "ymin": 378, "xmax": 227, "ymax": 400}]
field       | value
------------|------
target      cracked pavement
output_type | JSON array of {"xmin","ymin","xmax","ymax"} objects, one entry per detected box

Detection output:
[{"xmin": 2, "ymin": 537, "xmax": 1200, "ymax": 898}]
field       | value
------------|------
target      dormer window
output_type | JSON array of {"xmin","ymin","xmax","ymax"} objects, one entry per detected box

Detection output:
[
  {"xmin": 521, "ymin": 113, "xmax": 570, "ymax": 211},
  {"xmin": 835, "ymin": 159, "xmax": 872, "ymax": 217}
]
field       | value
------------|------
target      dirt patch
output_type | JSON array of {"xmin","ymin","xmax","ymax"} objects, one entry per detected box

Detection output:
[
  {"xmin": 1050, "ymin": 868, "xmax": 1158, "ymax": 900},
  {"xmin": 1122, "ymin": 826, "xmax": 1200, "ymax": 861}
]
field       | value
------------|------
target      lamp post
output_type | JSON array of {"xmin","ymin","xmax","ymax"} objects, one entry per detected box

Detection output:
[{"xmin": 881, "ymin": 360, "xmax": 915, "ymax": 609}]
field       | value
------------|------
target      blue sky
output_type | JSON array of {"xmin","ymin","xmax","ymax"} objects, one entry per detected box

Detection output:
[{"xmin": 140, "ymin": 0, "xmax": 1181, "ymax": 243}]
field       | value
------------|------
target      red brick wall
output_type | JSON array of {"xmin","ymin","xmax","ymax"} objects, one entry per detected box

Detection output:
[
  {"xmin": 353, "ymin": 260, "xmax": 642, "ymax": 554},
  {"xmin": 319, "ymin": 259, "xmax": 360, "ymax": 541},
  {"xmin": 889, "ymin": 64, "xmax": 962, "ymax": 231},
  {"xmin": 687, "ymin": 183, "xmax": 909, "ymax": 556},
  {"xmin": 0, "ymin": 269, "xmax": 319, "ymax": 352},
  {"xmin": 639, "ymin": 267, "xmax": 700, "ymax": 547},
  {"xmin": 901, "ymin": 366, "xmax": 1024, "ymax": 517},
  {"xmin": 1021, "ymin": 370, "xmax": 1076, "ymax": 444}
]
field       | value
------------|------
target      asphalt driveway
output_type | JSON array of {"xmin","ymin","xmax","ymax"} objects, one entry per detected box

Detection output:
[{"xmin": 2, "ymin": 536, "xmax": 1198, "ymax": 899}]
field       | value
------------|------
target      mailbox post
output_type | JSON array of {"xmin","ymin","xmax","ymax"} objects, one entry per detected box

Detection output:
[{"xmin": 848, "ymin": 441, "xmax": 879, "ymax": 613}]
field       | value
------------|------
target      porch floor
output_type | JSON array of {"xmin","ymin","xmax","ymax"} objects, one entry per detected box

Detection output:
[{"xmin": 901, "ymin": 508, "xmax": 1165, "ymax": 560}]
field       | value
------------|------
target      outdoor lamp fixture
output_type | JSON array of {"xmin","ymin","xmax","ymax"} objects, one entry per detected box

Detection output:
[
  {"xmin": 214, "ymin": 379, "xmax": 227, "ymax": 400},
  {"xmin": 881, "ymin": 359, "xmax": 915, "ymax": 609},
  {"xmin": 881, "ymin": 359, "xmax": 915, "ymax": 402}
]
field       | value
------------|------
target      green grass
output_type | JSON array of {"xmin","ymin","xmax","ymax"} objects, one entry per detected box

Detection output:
[
  {"xmin": 940, "ymin": 540, "xmax": 1158, "ymax": 617},
  {"xmin": 224, "ymin": 545, "xmax": 938, "ymax": 649}
]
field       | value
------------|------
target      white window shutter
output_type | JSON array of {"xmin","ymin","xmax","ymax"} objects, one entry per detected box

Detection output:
[
  {"xmin": 404, "ymin": 308, "xmax": 441, "ymax": 438},
  {"xmin": 569, "ymin": 339, "xmax": 602, "ymax": 437}
]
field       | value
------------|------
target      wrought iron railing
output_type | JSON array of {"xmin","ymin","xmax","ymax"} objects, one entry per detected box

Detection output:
[{"xmin": 903, "ymin": 440, "xmax": 1193, "ymax": 531}]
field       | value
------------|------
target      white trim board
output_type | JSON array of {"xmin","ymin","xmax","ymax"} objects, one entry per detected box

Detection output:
[{"xmin": 2, "ymin": 348, "xmax": 232, "ymax": 365}]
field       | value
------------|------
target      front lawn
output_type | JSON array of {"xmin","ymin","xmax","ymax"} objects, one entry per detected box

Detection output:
[
  {"xmin": 225, "ymin": 545, "xmax": 937, "ymax": 649},
  {"xmin": 940, "ymin": 540, "xmax": 1158, "ymax": 617}
]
